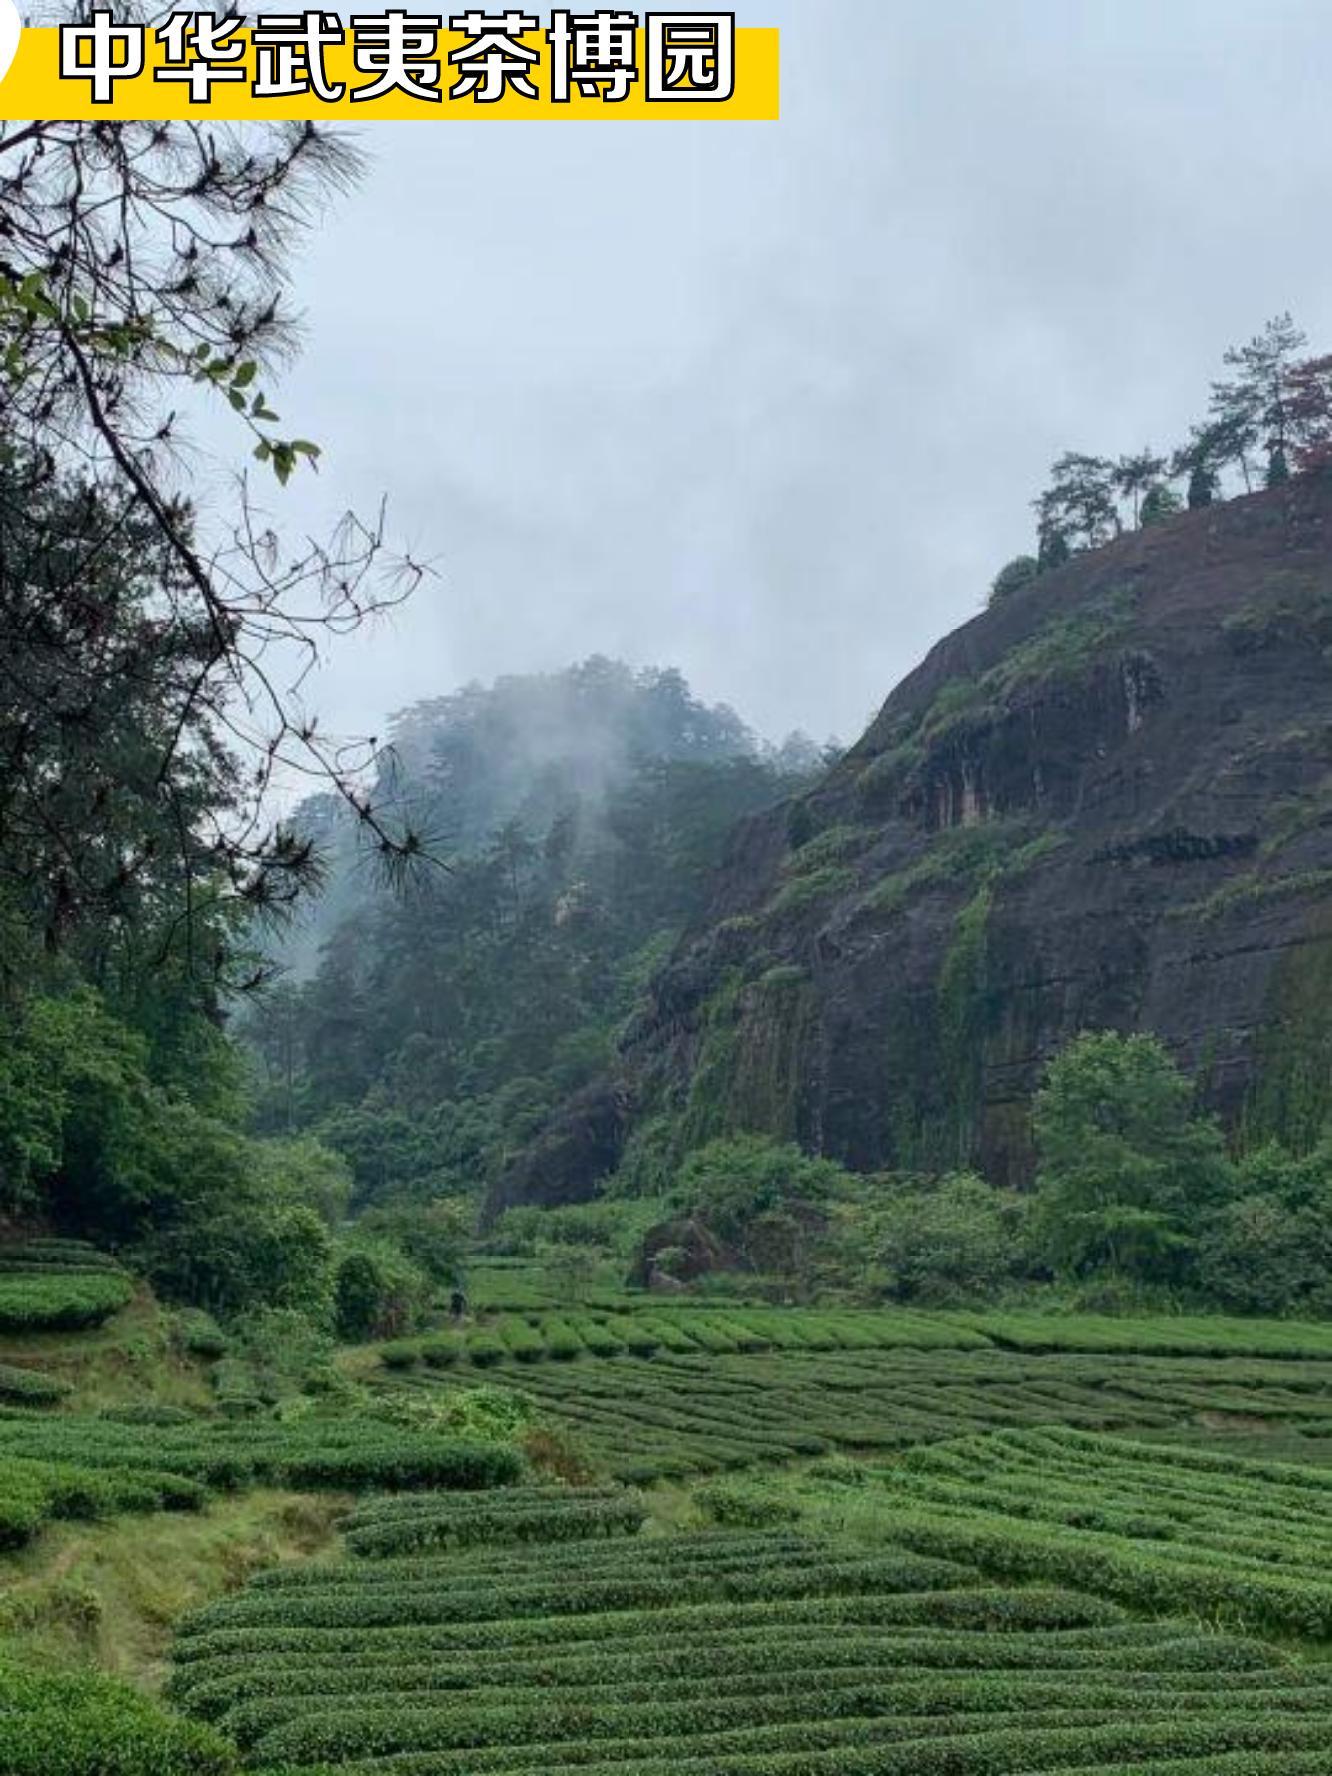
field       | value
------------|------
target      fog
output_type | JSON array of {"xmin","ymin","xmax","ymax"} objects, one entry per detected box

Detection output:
[{"xmin": 218, "ymin": 0, "xmax": 1332, "ymax": 750}]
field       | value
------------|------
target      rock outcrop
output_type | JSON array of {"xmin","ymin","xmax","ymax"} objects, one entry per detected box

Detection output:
[{"xmin": 490, "ymin": 480, "xmax": 1332, "ymax": 1216}]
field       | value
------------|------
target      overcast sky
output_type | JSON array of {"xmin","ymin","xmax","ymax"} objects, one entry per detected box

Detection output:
[{"xmin": 228, "ymin": 0, "xmax": 1332, "ymax": 752}]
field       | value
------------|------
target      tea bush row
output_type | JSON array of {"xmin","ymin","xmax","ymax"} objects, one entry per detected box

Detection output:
[
  {"xmin": 0, "ymin": 1412, "xmax": 525, "ymax": 1496},
  {"xmin": 170, "ymin": 1623, "xmax": 1272, "ymax": 1723},
  {"xmin": 962, "ymin": 1311, "xmax": 1332, "ymax": 1360},
  {"xmin": 170, "ymin": 1586, "xmax": 1123, "ymax": 1669},
  {"xmin": 377, "ymin": 1309, "xmax": 991, "ymax": 1374},
  {"xmin": 0, "ymin": 1361, "xmax": 71, "ymax": 1406},
  {"xmin": 403, "ymin": 1345, "xmax": 1332, "ymax": 1482},
  {"xmin": 0, "ymin": 1454, "xmax": 205, "ymax": 1548},
  {"xmin": 245, "ymin": 1721, "xmax": 1332, "ymax": 1776},
  {"xmin": 0, "ymin": 1239, "xmax": 124, "ymax": 1274},
  {"xmin": 342, "ymin": 1485, "xmax": 646, "ymax": 1556},
  {"xmin": 178, "ymin": 1544, "xmax": 973, "ymax": 1638}
]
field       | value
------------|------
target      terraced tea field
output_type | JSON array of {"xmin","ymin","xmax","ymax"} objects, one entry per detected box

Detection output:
[
  {"xmin": 389, "ymin": 1344, "xmax": 1332, "ymax": 1480},
  {"xmin": 341, "ymin": 1484, "xmax": 648, "ymax": 1556},
  {"xmin": 168, "ymin": 1511, "xmax": 1332, "ymax": 1776},
  {"xmin": 867, "ymin": 1426, "xmax": 1332, "ymax": 1634},
  {"xmin": 14, "ymin": 1261, "xmax": 1332, "ymax": 1776}
]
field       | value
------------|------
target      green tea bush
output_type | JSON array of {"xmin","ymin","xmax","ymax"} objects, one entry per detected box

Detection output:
[
  {"xmin": 101, "ymin": 1403, "xmax": 197, "ymax": 1427},
  {"xmin": 496, "ymin": 1316, "xmax": 545, "ymax": 1363},
  {"xmin": 541, "ymin": 1316, "xmax": 585, "ymax": 1360},
  {"xmin": 696, "ymin": 1479, "xmax": 804, "ymax": 1528},
  {"xmin": 0, "ymin": 1659, "xmax": 235, "ymax": 1775},
  {"xmin": 419, "ymin": 1333, "xmax": 461, "ymax": 1368},
  {"xmin": 871, "ymin": 1426, "xmax": 1332, "ymax": 1637},
  {"xmin": 0, "ymin": 1361, "xmax": 71, "ymax": 1405},
  {"xmin": 176, "ymin": 1309, "xmax": 229, "ymax": 1360},
  {"xmin": 0, "ymin": 1413, "xmax": 523, "ymax": 1500},
  {"xmin": 0, "ymin": 1455, "xmax": 205, "ymax": 1547},
  {"xmin": 378, "ymin": 1338, "xmax": 422, "ymax": 1370},
  {"xmin": 568, "ymin": 1315, "xmax": 624, "ymax": 1357},
  {"xmin": 0, "ymin": 1269, "xmax": 133, "ymax": 1330},
  {"xmin": 465, "ymin": 1327, "xmax": 506, "ymax": 1368},
  {"xmin": 0, "ymin": 1239, "xmax": 124, "ymax": 1273}
]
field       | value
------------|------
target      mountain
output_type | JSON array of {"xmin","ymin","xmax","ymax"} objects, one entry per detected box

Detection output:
[
  {"xmin": 249, "ymin": 660, "xmax": 821, "ymax": 1206},
  {"xmin": 273, "ymin": 657, "xmax": 816, "ymax": 979},
  {"xmin": 489, "ymin": 479, "xmax": 1332, "ymax": 1219}
]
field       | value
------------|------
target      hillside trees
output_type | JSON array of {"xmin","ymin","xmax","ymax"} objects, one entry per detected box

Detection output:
[
  {"xmin": 1011, "ymin": 316, "xmax": 1332, "ymax": 588},
  {"xmin": 0, "ymin": 116, "xmax": 426, "ymax": 1303},
  {"xmin": 1034, "ymin": 453, "xmax": 1121, "ymax": 556},
  {"xmin": 251, "ymin": 667, "xmax": 816, "ymax": 1209},
  {"xmin": 1287, "ymin": 354, "xmax": 1332, "ymax": 473},
  {"xmin": 1028, "ymin": 1030, "xmax": 1332, "ymax": 1307}
]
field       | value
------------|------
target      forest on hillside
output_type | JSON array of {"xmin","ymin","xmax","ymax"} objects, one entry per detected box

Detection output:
[{"xmin": 246, "ymin": 660, "xmax": 826, "ymax": 1211}]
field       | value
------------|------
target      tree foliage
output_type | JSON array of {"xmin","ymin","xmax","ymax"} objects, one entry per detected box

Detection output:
[
  {"xmin": 1031, "ymin": 1031, "xmax": 1233, "ymax": 1282},
  {"xmin": 672, "ymin": 1134, "xmax": 852, "ymax": 1277},
  {"xmin": 865, "ymin": 1171, "xmax": 1025, "ymax": 1303},
  {"xmin": 0, "ymin": 110, "xmax": 426, "ymax": 975},
  {"xmin": 988, "ymin": 555, "xmax": 1040, "ymax": 606}
]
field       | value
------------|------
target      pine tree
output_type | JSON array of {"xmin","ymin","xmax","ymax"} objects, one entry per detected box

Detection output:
[
  {"xmin": 1035, "ymin": 453, "xmax": 1121, "ymax": 554},
  {"xmin": 1210, "ymin": 313, "xmax": 1307, "ymax": 490},
  {"xmin": 1114, "ymin": 450, "xmax": 1167, "ymax": 527}
]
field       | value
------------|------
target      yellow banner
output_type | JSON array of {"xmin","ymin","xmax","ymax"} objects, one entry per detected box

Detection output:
[{"xmin": 0, "ymin": 19, "xmax": 779, "ymax": 121}]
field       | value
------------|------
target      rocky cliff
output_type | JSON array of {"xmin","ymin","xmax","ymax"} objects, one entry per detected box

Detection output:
[{"xmin": 489, "ymin": 480, "xmax": 1332, "ymax": 1218}]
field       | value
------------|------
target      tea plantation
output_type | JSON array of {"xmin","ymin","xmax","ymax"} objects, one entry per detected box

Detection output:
[
  {"xmin": 389, "ymin": 1343, "xmax": 1332, "ymax": 1480},
  {"xmin": 167, "ymin": 1516, "xmax": 1332, "ymax": 1776},
  {"xmin": 11, "ymin": 1259, "xmax": 1332, "ymax": 1775}
]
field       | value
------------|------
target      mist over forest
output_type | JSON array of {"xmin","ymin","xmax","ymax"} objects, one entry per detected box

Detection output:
[{"xmin": 249, "ymin": 657, "xmax": 829, "ymax": 1213}]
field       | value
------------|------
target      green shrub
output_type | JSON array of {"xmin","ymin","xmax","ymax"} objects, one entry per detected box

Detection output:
[
  {"xmin": 696, "ymin": 1479, "xmax": 803, "ymax": 1528},
  {"xmin": 0, "ymin": 1361, "xmax": 71, "ymax": 1406},
  {"xmin": 176, "ymin": 1310, "xmax": 228, "ymax": 1360},
  {"xmin": 496, "ymin": 1316, "xmax": 546, "ymax": 1363},
  {"xmin": 989, "ymin": 553, "xmax": 1040, "ymax": 605},
  {"xmin": 379, "ymin": 1338, "xmax": 423, "ymax": 1371},
  {"xmin": 869, "ymin": 1173, "xmax": 1027, "ymax": 1303},
  {"xmin": 333, "ymin": 1240, "xmax": 428, "ymax": 1342},
  {"xmin": 0, "ymin": 1659, "xmax": 235, "ymax": 1774},
  {"xmin": 0, "ymin": 1270, "xmax": 133, "ymax": 1330},
  {"xmin": 541, "ymin": 1316, "xmax": 584, "ymax": 1360},
  {"xmin": 419, "ymin": 1332, "xmax": 462, "ymax": 1368},
  {"xmin": 1031, "ymin": 1031, "xmax": 1234, "ymax": 1282},
  {"xmin": 465, "ymin": 1327, "xmax": 507, "ymax": 1368}
]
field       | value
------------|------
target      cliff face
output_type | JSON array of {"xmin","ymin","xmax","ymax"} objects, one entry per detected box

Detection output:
[{"xmin": 490, "ymin": 481, "xmax": 1332, "ymax": 1217}]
